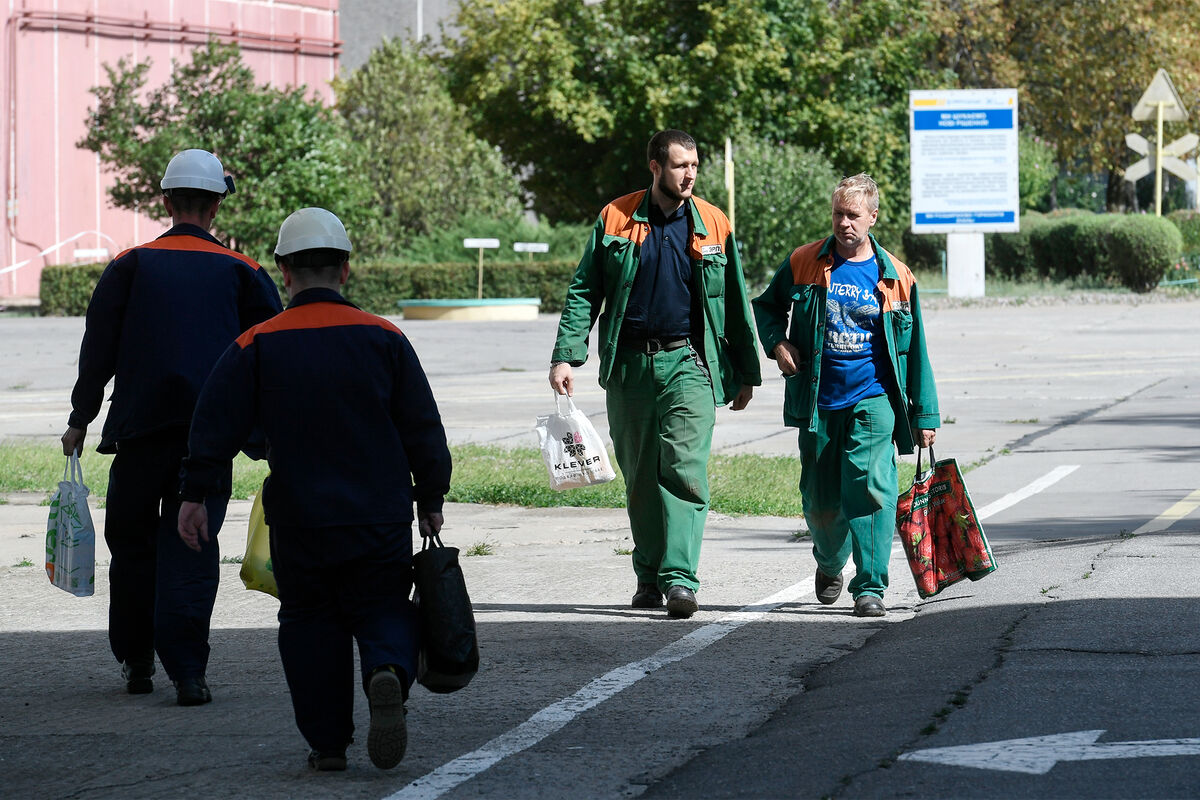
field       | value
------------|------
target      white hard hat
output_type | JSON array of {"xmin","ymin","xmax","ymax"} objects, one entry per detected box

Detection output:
[
  {"xmin": 275, "ymin": 207, "xmax": 353, "ymax": 256},
  {"xmin": 160, "ymin": 149, "xmax": 231, "ymax": 194}
]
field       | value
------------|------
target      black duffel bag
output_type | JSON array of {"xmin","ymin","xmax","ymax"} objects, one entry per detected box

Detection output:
[{"xmin": 412, "ymin": 534, "xmax": 479, "ymax": 693}]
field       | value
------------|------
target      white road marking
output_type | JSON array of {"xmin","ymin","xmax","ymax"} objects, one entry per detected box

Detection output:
[
  {"xmin": 385, "ymin": 464, "xmax": 1087, "ymax": 798},
  {"xmin": 382, "ymin": 581, "xmax": 813, "ymax": 800},
  {"xmin": 974, "ymin": 465, "xmax": 1080, "ymax": 521},
  {"xmin": 898, "ymin": 729, "xmax": 1200, "ymax": 774},
  {"xmin": 1134, "ymin": 486, "xmax": 1200, "ymax": 534}
]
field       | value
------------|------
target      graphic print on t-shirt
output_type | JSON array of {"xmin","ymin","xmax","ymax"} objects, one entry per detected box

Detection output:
[{"xmin": 819, "ymin": 254, "xmax": 888, "ymax": 410}]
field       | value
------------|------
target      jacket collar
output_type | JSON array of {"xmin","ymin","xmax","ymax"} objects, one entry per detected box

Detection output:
[
  {"xmin": 633, "ymin": 187, "xmax": 710, "ymax": 239},
  {"xmin": 818, "ymin": 233, "xmax": 898, "ymax": 279},
  {"xmin": 286, "ymin": 286, "xmax": 358, "ymax": 310},
  {"xmin": 158, "ymin": 222, "xmax": 224, "ymax": 246}
]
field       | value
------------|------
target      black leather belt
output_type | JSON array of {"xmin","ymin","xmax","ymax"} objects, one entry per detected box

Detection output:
[{"xmin": 620, "ymin": 336, "xmax": 690, "ymax": 354}]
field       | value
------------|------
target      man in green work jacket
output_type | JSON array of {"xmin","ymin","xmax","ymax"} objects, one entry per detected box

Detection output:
[
  {"xmin": 549, "ymin": 129, "xmax": 762, "ymax": 619},
  {"xmin": 752, "ymin": 174, "xmax": 940, "ymax": 618}
]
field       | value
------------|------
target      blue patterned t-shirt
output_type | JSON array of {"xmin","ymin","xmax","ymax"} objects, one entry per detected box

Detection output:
[{"xmin": 818, "ymin": 253, "xmax": 893, "ymax": 410}]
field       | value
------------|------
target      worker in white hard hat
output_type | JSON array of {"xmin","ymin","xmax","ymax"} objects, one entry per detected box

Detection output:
[
  {"xmin": 178, "ymin": 208, "xmax": 452, "ymax": 772},
  {"xmin": 62, "ymin": 149, "xmax": 283, "ymax": 707}
]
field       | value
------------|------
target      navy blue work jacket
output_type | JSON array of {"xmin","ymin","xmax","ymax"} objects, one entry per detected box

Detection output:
[
  {"xmin": 180, "ymin": 288, "xmax": 452, "ymax": 529},
  {"xmin": 68, "ymin": 223, "xmax": 283, "ymax": 452}
]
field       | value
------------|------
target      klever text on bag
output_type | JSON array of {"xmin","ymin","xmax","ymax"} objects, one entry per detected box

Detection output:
[
  {"xmin": 45, "ymin": 452, "xmax": 96, "ymax": 597},
  {"xmin": 534, "ymin": 393, "xmax": 617, "ymax": 490}
]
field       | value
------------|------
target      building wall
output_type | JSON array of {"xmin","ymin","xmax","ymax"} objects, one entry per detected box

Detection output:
[
  {"xmin": 337, "ymin": 0, "xmax": 457, "ymax": 72},
  {"xmin": 1, "ymin": 0, "xmax": 342, "ymax": 298}
]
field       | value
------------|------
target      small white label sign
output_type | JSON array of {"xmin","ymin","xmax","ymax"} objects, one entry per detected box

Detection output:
[{"xmin": 463, "ymin": 238, "xmax": 500, "ymax": 249}]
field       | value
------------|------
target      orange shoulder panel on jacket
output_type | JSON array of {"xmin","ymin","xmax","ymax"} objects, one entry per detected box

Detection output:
[
  {"xmin": 601, "ymin": 191, "xmax": 648, "ymax": 244},
  {"xmin": 235, "ymin": 303, "xmax": 401, "ymax": 349},
  {"xmin": 788, "ymin": 240, "xmax": 829, "ymax": 286},
  {"xmin": 689, "ymin": 195, "xmax": 732, "ymax": 256},
  {"xmin": 878, "ymin": 247, "xmax": 917, "ymax": 311},
  {"xmin": 138, "ymin": 235, "xmax": 262, "ymax": 270}
]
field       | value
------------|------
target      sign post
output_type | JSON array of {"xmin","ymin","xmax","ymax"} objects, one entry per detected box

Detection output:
[
  {"xmin": 513, "ymin": 241, "xmax": 549, "ymax": 263},
  {"xmin": 909, "ymin": 89, "xmax": 1020, "ymax": 298},
  {"xmin": 463, "ymin": 238, "xmax": 500, "ymax": 299}
]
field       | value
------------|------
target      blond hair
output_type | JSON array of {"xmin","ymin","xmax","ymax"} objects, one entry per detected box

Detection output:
[{"xmin": 832, "ymin": 173, "xmax": 879, "ymax": 212}]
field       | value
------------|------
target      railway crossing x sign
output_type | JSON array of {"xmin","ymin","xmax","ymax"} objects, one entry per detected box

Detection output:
[{"xmin": 1124, "ymin": 69, "xmax": 1194, "ymax": 214}]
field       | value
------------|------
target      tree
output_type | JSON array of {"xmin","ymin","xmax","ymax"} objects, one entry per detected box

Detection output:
[
  {"xmin": 443, "ymin": 0, "xmax": 789, "ymax": 221},
  {"xmin": 79, "ymin": 40, "xmax": 382, "ymax": 262},
  {"xmin": 333, "ymin": 39, "xmax": 525, "ymax": 242},
  {"xmin": 694, "ymin": 139, "xmax": 840, "ymax": 282},
  {"xmin": 930, "ymin": 0, "xmax": 1200, "ymax": 211},
  {"xmin": 757, "ymin": 0, "xmax": 951, "ymax": 246}
]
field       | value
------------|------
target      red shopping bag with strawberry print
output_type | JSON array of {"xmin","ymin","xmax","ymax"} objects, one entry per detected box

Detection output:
[{"xmin": 896, "ymin": 447, "xmax": 996, "ymax": 598}]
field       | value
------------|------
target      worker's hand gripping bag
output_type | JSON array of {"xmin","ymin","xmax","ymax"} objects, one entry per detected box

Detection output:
[
  {"xmin": 534, "ymin": 393, "xmax": 616, "ymax": 490},
  {"xmin": 45, "ymin": 452, "xmax": 96, "ymax": 597},
  {"xmin": 896, "ymin": 446, "xmax": 997, "ymax": 599},
  {"xmin": 240, "ymin": 479, "xmax": 278, "ymax": 598},
  {"xmin": 412, "ymin": 534, "xmax": 479, "ymax": 693}
]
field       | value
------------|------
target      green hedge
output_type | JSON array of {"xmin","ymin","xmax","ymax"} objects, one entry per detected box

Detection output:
[
  {"xmin": 988, "ymin": 212, "xmax": 1180, "ymax": 292},
  {"xmin": 40, "ymin": 259, "xmax": 579, "ymax": 317},
  {"xmin": 988, "ymin": 212, "xmax": 1047, "ymax": 280},
  {"xmin": 1106, "ymin": 215, "xmax": 1182, "ymax": 292},
  {"xmin": 39, "ymin": 262, "xmax": 107, "ymax": 316}
]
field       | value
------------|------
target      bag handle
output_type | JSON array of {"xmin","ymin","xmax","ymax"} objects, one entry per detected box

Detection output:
[
  {"xmin": 64, "ymin": 451, "xmax": 85, "ymax": 484},
  {"xmin": 914, "ymin": 445, "xmax": 936, "ymax": 477},
  {"xmin": 553, "ymin": 392, "xmax": 578, "ymax": 416},
  {"xmin": 421, "ymin": 533, "xmax": 445, "ymax": 552}
]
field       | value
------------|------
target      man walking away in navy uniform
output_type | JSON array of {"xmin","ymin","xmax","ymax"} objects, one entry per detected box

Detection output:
[
  {"xmin": 178, "ymin": 208, "xmax": 452, "ymax": 772},
  {"xmin": 62, "ymin": 149, "xmax": 283, "ymax": 705}
]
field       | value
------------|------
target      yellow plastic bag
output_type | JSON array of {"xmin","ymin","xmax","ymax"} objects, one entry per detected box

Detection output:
[{"xmin": 240, "ymin": 483, "xmax": 278, "ymax": 598}]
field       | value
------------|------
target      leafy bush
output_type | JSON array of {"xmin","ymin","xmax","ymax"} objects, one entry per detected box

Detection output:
[
  {"xmin": 901, "ymin": 230, "xmax": 944, "ymax": 273},
  {"xmin": 39, "ymin": 263, "xmax": 107, "ymax": 316},
  {"xmin": 1106, "ymin": 215, "xmax": 1182, "ymax": 292},
  {"xmin": 694, "ymin": 139, "xmax": 840, "ymax": 282},
  {"xmin": 1030, "ymin": 214, "xmax": 1094, "ymax": 279},
  {"xmin": 1167, "ymin": 209, "xmax": 1200, "ymax": 253},
  {"xmin": 988, "ymin": 212, "xmax": 1047, "ymax": 280},
  {"xmin": 1019, "ymin": 131, "xmax": 1057, "ymax": 211}
]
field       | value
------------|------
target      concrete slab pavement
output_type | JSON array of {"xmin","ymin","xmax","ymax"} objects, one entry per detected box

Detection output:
[{"xmin": 2, "ymin": 293, "xmax": 1200, "ymax": 798}]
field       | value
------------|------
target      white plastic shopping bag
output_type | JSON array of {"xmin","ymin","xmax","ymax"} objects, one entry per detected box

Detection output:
[
  {"xmin": 534, "ymin": 394, "xmax": 617, "ymax": 490},
  {"xmin": 45, "ymin": 452, "xmax": 96, "ymax": 597}
]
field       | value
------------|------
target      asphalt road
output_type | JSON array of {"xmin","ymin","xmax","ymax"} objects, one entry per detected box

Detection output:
[{"xmin": 1, "ymin": 294, "xmax": 1198, "ymax": 799}]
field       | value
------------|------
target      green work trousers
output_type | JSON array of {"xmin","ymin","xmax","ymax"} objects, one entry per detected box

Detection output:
[
  {"xmin": 606, "ymin": 344, "xmax": 715, "ymax": 593},
  {"xmin": 798, "ymin": 394, "xmax": 897, "ymax": 599}
]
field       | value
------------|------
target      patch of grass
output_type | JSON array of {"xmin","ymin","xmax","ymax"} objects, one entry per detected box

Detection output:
[
  {"xmin": 1040, "ymin": 584, "xmax": 1060, "ymax": 595},
  {"xmin": 12, "ymin": 557, "xmax": 34, "ymax": 568},
  {"xmin": 220, "ymin": 555, "xmax": 244, "ymax": 565},
  {"xmin": 942, "ymin": 416, "xmax": 956, "ymax": 424},
  {"xmin": 0, "ymin": 440, "xmax": 270, "ymax": 501},
  {"xmin": 1005, "ymin": 418, "xmax": 1039, "ymax": 424},
  {"xmin": 612, "ymin": 546, "xmax": 632, "ymax": 556},
  {"xmin": 1119, "ymin": 529, "xmax": 1137, "ymax": 539},
  {"xmin": 0, "ymin": 440, "xmax": 914, "ymax": 519},
  {"xmin": 463, "ymin": 538, "xmax": 496, "ymax": 557}
]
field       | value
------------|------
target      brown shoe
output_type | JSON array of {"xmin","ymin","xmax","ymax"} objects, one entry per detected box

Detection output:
[{"xmin": 815, "ymin": 570, "xmax": 844, "ymax": 605}]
